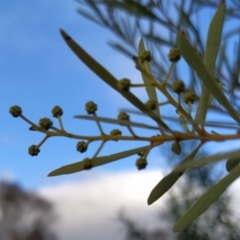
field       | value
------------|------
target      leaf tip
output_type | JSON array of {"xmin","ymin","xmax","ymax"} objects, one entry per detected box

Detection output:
[
  {"xmin": 47, "ymin": 172, "xmax": 55, "ymax": 177},
  {"xmin": 180, "ymin": 30, "xmax": 185, "ymax": 36},
  {"xmin": 47, "ymin": 169, "xmax": 61, "ymax": 177},
  {"xmin": 60, "ymin": 29, "xmax": 71, "ymax": 41},
  {"xmin": 147, "ymin": 194, "xmax": 156, "ymax": 205}
]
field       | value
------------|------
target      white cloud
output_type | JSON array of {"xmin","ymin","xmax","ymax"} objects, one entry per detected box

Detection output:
[
  {"xmin": 37, "ymin": 167, "xmax": 240, "ymax": 240},
  {"xmin": 38, "ymin": 170, "xmax": 168, "ymax": 240}
]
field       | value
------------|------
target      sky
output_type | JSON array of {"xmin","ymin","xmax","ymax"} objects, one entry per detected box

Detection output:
[{"xmin": 1, "ymin": 1, "xmax": 240, "ymax": 240}]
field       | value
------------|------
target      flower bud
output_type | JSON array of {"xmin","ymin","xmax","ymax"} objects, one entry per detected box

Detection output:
[
  {"xmin": 83, "ymin": 158, "xmax": 92, "ymax": 170},
  {"xmin": 184, "ymin": 91, "xmax": 197, "ymax": 104},
  {"xmin": 110, "ymin": 129, "xmax": 122, "ymax": 141},
  {"xmin": 140, "ymin": 51, "xmax": 151, "ymax": 62},
  {"xmin": 39, "ymin": 118, "xmax": 53, "ymax": 130},
  {"xmin": 135, "ymin": 157, "xmax": 148, "ymax": 170},
  {"xmin": 118, "ymin": 111, "xmax": 130, "ymax": 121},
  {"xmin": 76, "ymin": 141, "xmax": 88, "ymax": 153},
  {"xmin": 85, "ymin": 101, "xmax": 97, "ymax": 114},
  {"xmin": 9, "ymin": 105, "xmax": 22, "ymax": 117},
  {"xmin": 52, "ymin": 106, "xmax": 63, "ymax": 118},
  {"xmin": 172, "ymin": 80, "xmax": 185, "ymax": 94},
  {"xmin": 168, "ymin": 48, "xmax": 181, "ymax": 62},
  {"xmin": 171, "ymin": 141, "xmax": 181, "ymax": 155},
  {"xmin": 145, "ymin": 100, "xmax": 157, "ymax": 111},
  {"xmin": 28, "ymin": 145, "xmax": 40, "ymax": 156},
  {"xmin": 117, "ymin": 78, "xmax": 131, "ymax": 91}
]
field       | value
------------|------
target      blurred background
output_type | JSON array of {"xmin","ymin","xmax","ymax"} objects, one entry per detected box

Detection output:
[{"xmin": 1, "ymin": 0, "xmax": 240, "ymax": 239}]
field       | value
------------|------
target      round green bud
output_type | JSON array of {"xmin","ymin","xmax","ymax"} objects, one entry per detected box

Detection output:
[
  {"xmin": 9, "ymin": 105, "xmax": 22, "ymax": 118},
  {"xmin": 117, "ymin": 78, "xmax": 131, "ymax": 91},
  {"xmin": 85, "ymin": 101, "xmax": 97, "ymax": 114},
  {"xmin": 110, "ymin": 129, "xmax": 122, "ymax": 141},
  {"xmin": 76, "ymin": 141, "xmax": 88, "ymax": 153},
  {"xmin": 184, "ymin": 91, "xmax": 197, "ymax": 104},
  {"xmin": 140, "ymin": 51, "xmax": 152, "ymax": 62},
  {"xmin": 168, "ymin": 48, "xmax": 181, "ymax": 62},
  {"xmin": 83, "ymin": 158, "xmax": 92, "ymax": 170},
  {"xmin": 135, "ymin": 157, "xmax": 148, "ymax": 170},
  {"xmin": 118, "ymin": 111, "xmax": 130, "ymax": 121},
  {"xmin": 28, "ymin": 145, "xmax": 40, "ymax": 156},
  {"xmin": 171, "ymin": 141, "xmax": 181, "ymax": 155},
  {"xmin": 39, "ymin": 118, "xmax": 53, "ymax": 130},
  {"xmin": 52, "ymin": 106, "xmax": 63, "ymax": 118},
  {"xmin": 226, "ymin": 157, "xmax": 240, "ymax": 172},
  {"xmin": 172, "ymin": 80, "xmax": 185, "ymax": 94},
  {"xmin": 145, "ymin": 100, "xmax": 157, "ymax": 111}
]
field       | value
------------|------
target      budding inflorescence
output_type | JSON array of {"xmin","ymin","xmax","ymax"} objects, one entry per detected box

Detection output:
[
  {"xmin": 52, "ymin": 106, "xmax": 63, "ymax": 118},
  {"xmin": 118, "ymin": 111, "xmax": 130, "ymax": 121},
  {"xmin": 168, "ymin": 48, "xmax": 181, "ymax": 62},
  {"xmin": 76, "ymin": 141, "xmax": 88, "ymax": 153},
  {"xmin": 140, "ymin": 50, "xmax": 152, "ymax": 63},
  {"xmin": 83, "ymin": 158, "xmax": 92, "ymax": 170},
  {"xmin": 10, "ymin": 28, "xmax": 229, "ymax": 180},
  {"xmin": 145, "ymin": 100, "xmax": 158, "ymax": 111},
  {"xmin": 39, "ymin": 118, "xmax": 53, "ymax": 130},
  {"xmin": 110, "ymin": 129, "xmax": 122, "ymax": 141},
  {"xmin": 117, "ymin": 78, "xmax": 131, "ymax": 91},
  {"xmin": 172, "ymin": 80, "xmax": 185, "ymax": 94},
  {"xmin": 184, "ymin": 91, "xmax": 197, "ymax": 104},
  {"xmin": 8, "ymin": 39, "xmax": 200, "ymax": 170},
  {"xmin": 9, "ymin": 105, "xmax": 22, "ymax": 118},
  {"xmin": 85, "ymin": 101, "xmax": 97, "ymax": 114},
  {"xmin": 136, "ymin": 157, "xmax": 148, "ymax": 170},
  {"xmin": 28, "ymin": 145, "xmax": 40, "ymax": 156}
]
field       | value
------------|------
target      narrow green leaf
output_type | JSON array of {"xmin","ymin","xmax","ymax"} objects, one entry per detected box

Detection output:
[
  {"xmin": 205, "ymin": 4, "xmax": 225, "ymax": 74},
  {"xmin": 195, "ymin": 4, "xmax": 225, "ymax": 124},
  {"xmin": 232, "ymin": 34, "xmax": 240, "ymax": 88},
  {"xmin": 147, "ymin": 144, "xmax": 201, "ymax": 205},
  {"xmin": 178, "ymin": 31, "xmax": 240, "ymax": 124},
  {"xmin": 74, "ymin": 115, "xmax": 159, "ymax": 130},
  {"xmin": 173, "ymin": 165, "xmax": 240, "ymax": 232},
  {"xmin": 138, "ymin": 38, "xmax": 160, "ymax": 117},
  {"xmin": 60, "ymin": 29, "xmax": 170, "ymax": 130},
  {"xmin": 176, "ymin": 6, "xmax": 204, "ymax": 52},
  {"xmin": 175, "ymin": 148, "xmax": 240, "ymax": 171},
  {"xmin": 48, "ymin": 145, "xmax": 149, "ymax": 176}
]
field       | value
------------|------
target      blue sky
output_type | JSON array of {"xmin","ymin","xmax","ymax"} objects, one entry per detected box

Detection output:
[{"xmin": 1, "ymin": 0, "xmax": 240, "ymax": 190}]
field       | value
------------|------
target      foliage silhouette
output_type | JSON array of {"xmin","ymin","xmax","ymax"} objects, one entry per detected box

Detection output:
[{"xmin": 0, "ymin": 181, "xmax": 57, "ymax": 240}]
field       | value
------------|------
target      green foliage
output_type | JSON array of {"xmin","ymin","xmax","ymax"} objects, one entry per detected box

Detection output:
[
  {"xmin": 173, "ymin": 165, "xmax": 240, "ymax": 232},
  {"xmin": 10, "ymin": 0, "xmax": 240, "ymax": 232}
]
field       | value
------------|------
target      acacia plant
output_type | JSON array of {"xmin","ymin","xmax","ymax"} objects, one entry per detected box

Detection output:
[{"xmin": 9, "ymin": 1, "xmax": 240, "ymax": 232}]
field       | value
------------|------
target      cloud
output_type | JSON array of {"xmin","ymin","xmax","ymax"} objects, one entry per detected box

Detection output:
[
  {"xmin": 38, "ymin": 170, "xmax": 168, "ymax": 240},
  {"xmin": 37, "ymin": 166, "xmax": 240, "ymax": 240}
]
